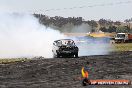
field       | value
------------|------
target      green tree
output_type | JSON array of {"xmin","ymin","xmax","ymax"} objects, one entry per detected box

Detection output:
[
  {"xmin": 114, "ymin": 21, "xmax": 121, "ymax": 26},
  {"xmin": 99, "ymin": 27, "xmax": 108, "ymax": 32},
  {"xmin": 108, "ymin": 26, "xmax": 117, "ymax": 33},
  {"xmin": 99, "ymin": 19, "xmax": 107, "ymax": 27},
  {"xmin": 87, "ymin": 20, "xmax": 98, "ymax": 32},
  {"xmin": 116, "ymin": 26, "xmax": 130, "ymax": 33}
]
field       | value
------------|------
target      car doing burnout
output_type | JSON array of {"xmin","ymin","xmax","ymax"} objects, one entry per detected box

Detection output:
[{"xmin": 52, "ymin": 39, "xmax": 79, "ymax": 58}]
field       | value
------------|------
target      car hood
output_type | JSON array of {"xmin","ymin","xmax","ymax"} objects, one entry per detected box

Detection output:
[{"xmin": 59, "ymin": 45, "xmax": 77, "ymax": 48}]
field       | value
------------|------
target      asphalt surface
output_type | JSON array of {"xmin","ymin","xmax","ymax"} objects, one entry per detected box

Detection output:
[{"xmin": 0, "ymin": 51, "xmax": 132, "ymax": 88}]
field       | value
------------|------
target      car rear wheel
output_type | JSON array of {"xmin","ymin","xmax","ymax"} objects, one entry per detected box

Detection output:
[{"xmin": 75, "ymin": 53, "xmax": 78, "ymax": 58}]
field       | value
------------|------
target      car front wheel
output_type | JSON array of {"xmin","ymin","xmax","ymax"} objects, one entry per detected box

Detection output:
[{"xmin": 57, "ymin": 53, "xmax": 60, "ymax": 58}]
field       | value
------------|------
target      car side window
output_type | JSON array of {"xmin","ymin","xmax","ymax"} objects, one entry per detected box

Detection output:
[
  {"xmin": 53, "ymin": 42, "xmax": 56, "ymax": 46},
  {"xmin": 57, "ymin": 41, "xmax": 62, "ymax": 46}
]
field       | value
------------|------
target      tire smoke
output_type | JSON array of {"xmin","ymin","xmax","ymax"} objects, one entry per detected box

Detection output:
[
  {"xmin": 0, "ymin": 13, "xmax": 64, "ymax": 58},
  {"xmin": 67, "ymin": 36, "xmax": 112, "ymax": 56},
  {"xmin": 0, "ymin": 13, "xmax": 112, "ymax": 58}
]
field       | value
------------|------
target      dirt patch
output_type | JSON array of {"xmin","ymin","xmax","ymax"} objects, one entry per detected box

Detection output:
[{"xmin": 0, "ymin": 51, "xmax": 132, "ymax": 88}]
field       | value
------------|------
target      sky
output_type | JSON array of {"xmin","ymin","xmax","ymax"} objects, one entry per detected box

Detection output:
[{"xmin": 0, "ymin": 0, "xmax": 132, "ymax": 21}]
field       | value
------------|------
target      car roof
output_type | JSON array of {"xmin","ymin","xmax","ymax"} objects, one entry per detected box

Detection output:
[
  {"xmin": 117, "ymin": 33, "xmax": 126, "ymax": 34},
  {"xmin": 54, "ymin": 39, "xmax": 74, "ymax": 42}
]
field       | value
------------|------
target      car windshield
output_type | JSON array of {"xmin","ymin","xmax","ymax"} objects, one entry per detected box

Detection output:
[
  {"xmin": 117, "ymin": 34, "xmax": 125, "ymax": 38},
  {"xmin": 57, "ymin": 40, "xmax": 74, "ymax": 46}
]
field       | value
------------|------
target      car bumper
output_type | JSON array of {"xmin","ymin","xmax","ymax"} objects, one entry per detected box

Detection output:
[{"xmin": 57, "ymin": 50, "xmax": 78, "ymax": 55}]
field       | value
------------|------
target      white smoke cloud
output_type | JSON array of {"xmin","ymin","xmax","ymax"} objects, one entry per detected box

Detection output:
[
  {"xmin": 0, "ymin": 13, "xmax": 112, "ymax": 58},
  {"xmin": 0, "ymin": 13, "xmax": 64, "ymax": 58},
  {"xmin": 61, "ymin": 23, "xmax": 91, "ymax": 33},
  {"xmin": 50, "ymin": 23, "xmax": 91, "ymax": 33},
  {"xmin": 67, "ymin": 36, "xmax": 112, "ymax": 56}
]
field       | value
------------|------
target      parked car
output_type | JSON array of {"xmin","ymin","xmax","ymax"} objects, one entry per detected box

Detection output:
[{"xmin": 52, "ymin": 39, "xmax": 79, "ymax": 58}]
